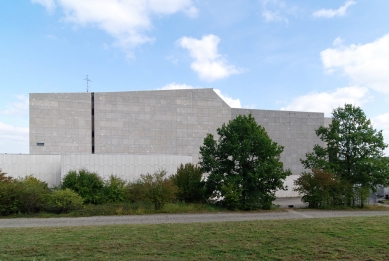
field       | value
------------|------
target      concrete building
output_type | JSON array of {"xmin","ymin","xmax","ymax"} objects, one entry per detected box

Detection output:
[{"xmin": 25, "ymin": 88, "xmax": 327, "ymax": 196}]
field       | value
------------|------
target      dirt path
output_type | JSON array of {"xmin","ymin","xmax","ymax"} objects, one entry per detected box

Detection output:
[{"xmin": 1, "ymin": 209, "xmax": 389, "ymax": 228}]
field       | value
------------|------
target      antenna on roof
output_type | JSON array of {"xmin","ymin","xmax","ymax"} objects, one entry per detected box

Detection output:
[{"xmin": 84, "ymin": 75, "xmax": 91, "ymax": 92}]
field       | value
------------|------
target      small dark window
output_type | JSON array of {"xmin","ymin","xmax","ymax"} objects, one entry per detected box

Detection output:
[{"xmin": 37, "ymin": 143, "xmax": 44, "ymax": 146}]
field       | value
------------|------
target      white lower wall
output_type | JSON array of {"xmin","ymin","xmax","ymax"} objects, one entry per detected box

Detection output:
[
  {"xmin": 275, "ymin": 174, "xmax": 300, "ymax": 198},
  {"xmin": 61, "ymin": 154, "xmax": 193, "ymax": 182},
  {"xmin": 0, "ymin": 154, "xmax": 192, "ymax": 187},
  {"xmin": 0, "ymin": 154, "xmax": 61, "ymax": 187},
  {"xmin": 1, "ymin": 154, "xmax": 302, "ymax": 197}
]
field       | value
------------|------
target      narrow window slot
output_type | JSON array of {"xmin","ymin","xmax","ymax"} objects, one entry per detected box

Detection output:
[{"xmin": 91, "ymin": 92, "xmax": 95, "ymax": 154}]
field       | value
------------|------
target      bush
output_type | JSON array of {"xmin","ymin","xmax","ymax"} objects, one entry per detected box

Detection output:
[
  {"xmin": 103, "ymin": 175, "xmax": 127, "ymax": 203},
  {"xmin": 0, "ymin": 169, "xmax": 12, "ymax": 183},
  {"xmin": 0, "ymin": 174, "xmax": 50, "ymax": 215},
  {"xmin": 126, "ymin": 180, "xmax": 147, "ymax": 203},
  {"xmin": 171, "ymin": 163, "xmax": 205, "ymax": 203},
  {"xmin": 140, "ymin": 170, "xmax": 178, "ymax": 210},
  {"xmin": 294, "ymin": 169, "xmax": 344, "ymax": 208},
  {"xmin": 220, "ymin": 182, "xmax": 243, "ymax": 210},
  {"xmin": 61, "ymin": 169, "xmax": 105, "ymax": 204},
  {"xmin": 18, "ymin": 175, "xmax": 51, "ymax": 214},
  {"xmin": 0, "ymin": 180, "xmax": 24, "ymax": 216},
  {"xmin": 48, "ymin": 189, "xmax": 84, "ymax": 213}
]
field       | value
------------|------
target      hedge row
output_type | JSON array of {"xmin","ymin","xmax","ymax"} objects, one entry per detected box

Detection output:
[{"xmin": 0, "ymin": 163, "xmax": 205, "ymax": 216}]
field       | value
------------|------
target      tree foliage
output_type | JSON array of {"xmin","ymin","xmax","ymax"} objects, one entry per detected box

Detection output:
[
  {"xmin": 102, "ymin": 175, "xmax": 127, "ymax": 203},
  {"xmin": 294, "ymin": 169, "xmax": 345, "ymax": 208},
  {"xmin": 300, "ymin": 104, "xmax": 389, "ymax": 207},
  {"xmin": 61, "ymin": 169, "xmax": 105, "ymax": 204},
  {"xmin": 0, "ymin": 169, "xmax": 12, "ymax": 183},
  {"xmin": 48, "ymin": 188, "xmax": 84, "ymax": 214},
  {"xmin": 139, "ymin": 170, "xmax": 178, "ymax": 210},
  {"xmin": 199, "ymin": 114, "xmax": 291, "ymax": 210},
  {"xmin": 171, "ymin": 163, "xmax": 205, "ymax": 203}
]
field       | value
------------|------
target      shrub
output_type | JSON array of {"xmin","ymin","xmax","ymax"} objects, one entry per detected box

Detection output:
[
  {"xmin": 140, "ymin": 170, "xmax": 178, "ymax": 210},
  {"xmin": 48, "ymin": 189, "xmax": 84, "ymax": 213},
  {"xmin": 126, "ymin": 180, "xmax": 147, "ymax": 203},
  {"xmin": 171, "ymin": 163, "xmax": 205, "ymax": 203},
  {"xmin": 294, "ymin": 169, "xmax": 344, "ymax": 208},
  {"xmin": 18, "ymin": 175, "xmax": 51, "ymax": 214},
  {"xmin": 103, "ymin": 175, "xmax": 127, "ymax": 203},
  {"xmin": 220, "ymin": 182, "xmax": 243, "ymax": 210},
  {"xmin": 0, "ymin": 174, "xmax": 50, "ymax": 215},
  {"xmin": 61, "ymin": 169, "xmax": 105, "ymax": 204},
  {"xmin": 0, "ymin": 169, "xmax": 12, "ymax": 183},
  {"xmin": 0, "ymin": 180, "xmax": 24, "ymax": 216}
]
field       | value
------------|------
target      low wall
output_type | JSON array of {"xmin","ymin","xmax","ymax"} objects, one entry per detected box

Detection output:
[
  {"xmin": 1, "ymin": 154, "xmax": 301, "ymax": 197},
  {"xmin": 275, "ymin": 175, "xmax": 300, "ymax": 197},
  {"xmin": 0, "ymin": 154, "xmax": 192, "ymax": 187},
  {"xmin": 61, "ymin": 154, "xmax": 193, "ymax": 182},
  {"xmin": 0, "ymin": 154, "xmax": 61, "ymax": 187}
]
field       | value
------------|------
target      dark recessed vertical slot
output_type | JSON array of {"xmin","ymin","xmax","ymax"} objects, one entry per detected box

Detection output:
[{"xmin": 91, "ymin": 92, "xmax": 95, "ymax": 154}]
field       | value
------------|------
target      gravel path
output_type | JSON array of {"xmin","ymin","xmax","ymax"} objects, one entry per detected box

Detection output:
[{"xmin": 1, "ymin": 209, "xmax": 389, "ymax": 228}]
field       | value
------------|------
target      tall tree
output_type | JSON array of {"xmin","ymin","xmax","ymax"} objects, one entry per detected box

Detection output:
[
  {"xmin": 199, "ymin": 114, "xmax": 291, "ymax": 210},
  {"xmin": 301, "ymin": 104, "xmax": 389, "ymax": 207}
]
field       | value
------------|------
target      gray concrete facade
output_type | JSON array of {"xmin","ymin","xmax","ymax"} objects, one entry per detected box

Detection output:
[
  {"xmin": 93, "ymin": 89, "xmax": 231, "ymax": 163},
  {"xmin": 30, "ymin": 93, "xmax": 92, "ymax": 154},
  {"xmin": 232, "ymin": 109, "xmax": 325, "ymax": 176},
  {"xmin": 28, "ymin": 88, "xmax": 327, "ymax": 197}
]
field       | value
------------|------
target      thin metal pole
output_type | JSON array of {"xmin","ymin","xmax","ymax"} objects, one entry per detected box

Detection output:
[{"xmin": 84, "ymin": 75, "xmax": 91, "ymax": 92}]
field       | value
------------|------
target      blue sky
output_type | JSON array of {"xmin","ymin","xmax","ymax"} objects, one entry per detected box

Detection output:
[{"xmin": 1, "ymin": 0, "xmax": 388, "ymax": 155}]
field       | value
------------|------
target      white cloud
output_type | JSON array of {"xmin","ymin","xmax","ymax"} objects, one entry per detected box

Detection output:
[
  {"xmin": 177, "ymin": 34, "xmax": 241, "ymax": 81},
  {"xmin": 0, "ymin": 95, "xmax": 29, "ymax": 116},
  {"xmin": 0, "ymin": 122, "xmax": 29, "ymax": 154},
  {"xmin": 332, "ymin": 37, "xmax": 344, "ymax": 47},
  {"xmin": 372, "ymin": 113, "xmax": 389, "ymax": 155},
  {"xmin": 213, "ymin": 89, "xmax": 241, "ymax": 108},
  {"xmin": 261, "ymin": 0, "xmax": 296, "ymax": 24},
  {"xmin": 313, "ymin": 1, "xmax": 356, "ymax": 18},
  {"xmin": 158, "ymin": 83, "xmax": 241, "ymax": 108},
  {"xmin": 160, "ymin": 82, "xmax": 195, "ymax": 90},
  {"xmin": 32, "ymin": 0, "xmax": 197, "ymax": 54},
  {"xmin": 321, "ymin": 34, "xmax": 389, "ymax": 93},
  {"xmin": 281, "ymin": 86, "xmax": 370, "ymax": 117},
  {"xmin": 262, "ymin": 10, "xmax": 288, "ymax": 23},
  {"xmin": 32, "ymin": 0, "xmax": 56, "ymax": 13}
]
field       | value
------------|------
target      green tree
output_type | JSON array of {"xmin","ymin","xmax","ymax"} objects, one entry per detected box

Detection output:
[
  {"xmin": 199, "ymin": 114, "xmax": 291, "ymax": 210},
  {"xmin": 171, "ymin": 163, "xmax": 205, "ymax": 203},
  {"xmin": 300, "ymin": 104, "xmax": 389, "ymax": 207}
]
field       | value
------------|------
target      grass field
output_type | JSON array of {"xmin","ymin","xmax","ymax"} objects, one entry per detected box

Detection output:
[{"xmin": 1, "ymin": 215, "xmax": 389, "ymax": 260}]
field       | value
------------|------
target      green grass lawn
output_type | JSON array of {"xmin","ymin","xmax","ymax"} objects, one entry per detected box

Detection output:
[{"xmin": 1, "ymin": 215, "xmax": 389, "ymax": 260}]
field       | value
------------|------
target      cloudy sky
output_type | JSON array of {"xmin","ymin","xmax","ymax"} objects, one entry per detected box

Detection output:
[{"xmin": 1, "ymin": 0, "xmax": 388, "ymax": 155}]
